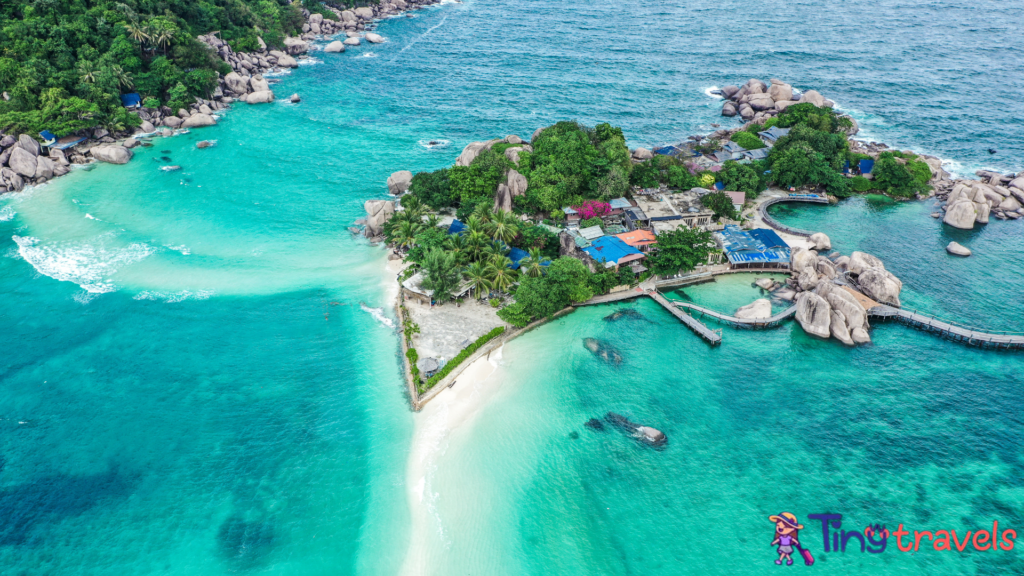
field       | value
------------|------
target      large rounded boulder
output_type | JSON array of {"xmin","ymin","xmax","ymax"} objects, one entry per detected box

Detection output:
[
  {"xmin": 91, "ymin": 145, "xmax": 133, "ymax": 164},
  {"xmin": 387, "ymin": 170, "xmax": 413, "ymax": 195}
]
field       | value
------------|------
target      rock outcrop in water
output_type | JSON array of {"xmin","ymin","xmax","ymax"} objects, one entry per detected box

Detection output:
[
  {"xmin": 735, "ymin": 298, "xmax": 772, "ymax": 319},
  {"xmin": 605, "ymin": 412, "xmax": 667, "ymax": 447},
  {"xmin": 362, "ymin": 199, "xmax": 395, "ymax": 240},
  {"xmin": 787, "ymin": 247, "xmax": 902, "ymax": 345},
  {"xmin": 603, "ymin": 308, "xmax": 646, "ymax": 322},
  {"xmin": 583, "ymin": 338, "xmax": 623, "ymax": 365}
]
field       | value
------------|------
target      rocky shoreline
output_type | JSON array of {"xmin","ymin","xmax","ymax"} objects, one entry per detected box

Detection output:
[
  {"xmin": 715, "ymin": 78, "xmax": 1024, "ymax": 231},
  {"xmin": 0, "ymin": 0, "xmax": 440, "ymax": 195}
]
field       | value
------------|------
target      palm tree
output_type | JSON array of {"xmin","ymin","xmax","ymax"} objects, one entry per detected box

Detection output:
[
  {"xmin": 463, "ymin": 261, "xmax": 491, "ymax": 300},
  {"xmin": 466, "ymin": 230, "xmax": 489, "ymax": 262},
  {"xmin": 483, "ymin": 240, "xmax": 510, "ymax": 264},
  {"xmin": 77, "ymin": 60, "xmax": 100, "ymax": 84},
  {"xmin": 151, "ymin": 23, "xmax": 175, "ymax": 57},
  {"xmin": 486, "ymin": 257, "xmax": 519, "ymax": 294},
  {"xmin": 472, "ymin": 203, "xmax": 494, "ymax": 224},
  {"xmin": 488, "ymin": 209, "xmax": 519, "ymax": 244},
  {"xmin": 393, "ymin": 220, "xmax": 423, "ymax": 251},
  {"xmin": 444, "ymin": 233, "xmax": 470, "ymax": 265},
  {"xmin": 519, "ymin": 247, "xmax": 546, "ymax": 278},
  {"xmin": 465, "ymin": 215, "xmax": 486, "ymax": 235},
  {"xmin": 110, "ymin": 65, "xmax": 134, "ymax": 90},
  {"xmin": 424, "ymin": 214, "xmax": 441, "ymax": 229},
  {"xmin": 124, "ymin": 21, "xmax": 150, "ymax": 56}
]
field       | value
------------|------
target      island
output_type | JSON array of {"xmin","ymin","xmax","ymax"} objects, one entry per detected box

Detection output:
[{"xmin": 362, "ymin": 79, "xmax": 1024, "ymax": 409}]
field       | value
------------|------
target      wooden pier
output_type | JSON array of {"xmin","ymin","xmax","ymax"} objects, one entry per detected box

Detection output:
[
  {"xmin": 868, "ymin": 305, "xmax": 1024, "ymax": 350},
  {"xmin": 758, "ymin": 194, "xmax": 829, "ymax": 237},
  {"xmin": 671, "ymin": 301, "xmax": 797, "ymax": 329},
  {"xmin": 648, "ymin": 291, "xmax": 722, "ymax": 345}
]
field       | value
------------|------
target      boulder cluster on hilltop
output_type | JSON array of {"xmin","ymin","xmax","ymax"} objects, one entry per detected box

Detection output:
[{"xmin": 719, "ymin": 78, "xmax": 834, "ymax": 124}]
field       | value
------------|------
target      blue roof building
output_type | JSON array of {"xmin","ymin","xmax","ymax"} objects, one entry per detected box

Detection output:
[
  {"xmin": 120, "ymin": 93, "xmax": 142, "ymax": 108},
  {"xmin": 715, "ymin": 225, "xmax": 790, "ymax": 269},
  {"xmin": 582, "ymin": 236, "xmax": 645, "ymax": 268},
  {"xmin": 448, "ymin": 219, "xmax": 468, "ymax": 235}
]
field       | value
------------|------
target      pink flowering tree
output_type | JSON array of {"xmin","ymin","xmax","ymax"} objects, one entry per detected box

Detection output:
[{"xmin": 573, "ymin": 200, "xmax": 612, "ymax": 219}]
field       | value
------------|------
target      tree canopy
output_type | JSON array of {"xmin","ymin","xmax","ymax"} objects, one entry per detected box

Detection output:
[
  {"xmin": 647, "ymin": 227, "xmax": 716, "ymax": 276},
  {"xmin": 0, "ymin": 0, "xmax": 316, "ymax": 136}
]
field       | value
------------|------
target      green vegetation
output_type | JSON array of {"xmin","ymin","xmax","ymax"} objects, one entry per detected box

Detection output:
[
  {"xmin": 580, "ymin": 216, "xmax": 603, "ymax": 229},
  {"xmin": 718, "ymin": 160, "xmax": 762, "ymax": 199},
  {"xmin": 450, "ymin": 149, "xmax": 513, "ymax": 204},
  {"xmin": 668, "ymin": 164, "xmax": 700, "ymax": 190},
  {"xmin": 850, "ymin": 175, "xmax": 875, "ymax": 192},
  {"xmin": 420, "ymin": 248, "xmax": 461, "ymax": 302},
  {"xmin": 871, "ymin": 152, "xmax": 930, "ymax": 198},
  {"xmin": 764, "ymin": 105, "xmax": 852, "ymax": 197},
  {"xmin": 515, "ymin": 121, "xmax": 632, "ymax": 212},
  {"xmin": 422, "ymin": 326, "xmax": 505, "ymax": 391},
  {"xmin": 498, "ymin": 257, "xmax": 594, "ymax": 327},
  {"xmin": 646, "ymin": 227, "xmax": 716, "ymax": 276},
  {"xmin": 730, "ymin": 131, "xmax": 765, "ymax": 150},
  {"xmin": 701, "ymin": 191, "xmax": 739, "ymax": 221},
  {"xmin": 629, "ymin": 160, "xmax": 660, "ymax": 188},
  {"xmin": 0, "ymin": 0, "xmax": 309, "ymax": 136}
]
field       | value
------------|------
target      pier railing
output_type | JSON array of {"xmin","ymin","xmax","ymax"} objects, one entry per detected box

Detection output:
[
  {"xmin": 869, "ymin": 305, "xmax": 1024, "ymax": 349},
  {"xmin": 758, "ymin": 194, "xmax": 829, "ymax": 237}
]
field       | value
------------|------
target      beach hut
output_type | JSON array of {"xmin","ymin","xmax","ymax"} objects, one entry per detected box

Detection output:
[
  {"xmin": 722, "ymin": 141, "xmax": 746, "ymax": 154},
  {"xmin": 447, "ymin": 219, "xmax": 468, "ymax": 235},
  {"xmin": 507, "ymin": 247, "xmax": 530, "ymax": 270},
  {"xmin": 119, "ymin": 93, "xmax": 142, "ymax": 109},
  {"xmin": 743, "ymin": 148, "xmax": 769, "ymax": 161},
  {"xmin": 859, "ymin": 159, "xmax": 875, "ymax": 174}
]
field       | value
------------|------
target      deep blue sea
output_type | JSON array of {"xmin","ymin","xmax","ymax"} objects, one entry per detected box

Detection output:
[{"xmin": 2, "ymin": 1, "xmax": 1024, "ymax": 574}]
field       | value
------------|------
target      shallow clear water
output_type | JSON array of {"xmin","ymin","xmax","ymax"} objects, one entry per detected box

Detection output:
[{"xmin": 2, "ymin": 0, "xmax": 1024, "ymax": 574}]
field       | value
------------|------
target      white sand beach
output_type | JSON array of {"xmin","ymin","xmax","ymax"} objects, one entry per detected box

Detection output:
[{"xmin": 398, "ymin": 346, "xmax": 506, "ymax": 575}]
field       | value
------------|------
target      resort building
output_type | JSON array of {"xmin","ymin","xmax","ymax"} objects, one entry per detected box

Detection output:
[
  {"xmin": 582, "ymin": 236, "xmax": 646, "ymax": 270},
  {"xmin": 714, "ymin": 225, "xmax": 791, "ymax": 270},
  {"xmin": 614, "ymin": 230, "xmax": 658, "ymax": 252}
]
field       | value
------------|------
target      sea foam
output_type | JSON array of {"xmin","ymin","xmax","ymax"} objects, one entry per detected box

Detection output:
[
  {"xmin": 361, "ymin": 303, "xmax": 396, "ymax": 329},
  {"xmin": 13, "ymin": 235, "xmax": 155, "ymax": 293}
]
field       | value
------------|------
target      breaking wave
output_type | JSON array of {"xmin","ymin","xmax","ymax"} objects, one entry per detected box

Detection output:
[
  {"xmin": 361, "ymin": 302, "xmax": 395, "ymax": 329},
  {"xmin": 13, "ymin": 235, "xmax": 156, "ymax": 293}
]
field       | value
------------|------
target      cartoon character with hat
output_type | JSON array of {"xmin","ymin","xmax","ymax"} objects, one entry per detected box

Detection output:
[{"xmin": 770, "ymin": 512, "xmax": 813, "ymax": 566}]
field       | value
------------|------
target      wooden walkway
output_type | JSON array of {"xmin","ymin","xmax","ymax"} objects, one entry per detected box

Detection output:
[
  {"xmin": 758, "ymin": 194, "xmax": 829, "ymax": 237},
  {"xmin": 868, "ymin": 305, "xmax": 1024, "ymax": 350},
  {"xmin": 671, "ymin": 301, "xmax": 797, "ymax": 329},
  {"xmin": 648, "ymin": 292, "xmax": 722, "ymax": 345}
]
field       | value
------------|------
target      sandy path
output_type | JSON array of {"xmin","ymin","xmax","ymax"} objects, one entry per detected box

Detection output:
[{"xmin": 397, "ymin": 346, "xmax": 506, "ymax": 575}]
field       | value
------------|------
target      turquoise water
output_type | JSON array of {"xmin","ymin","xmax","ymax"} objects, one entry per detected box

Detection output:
[{"xmin": 3, "ymin": 0, "xmax": 1024, "ymax": 574}]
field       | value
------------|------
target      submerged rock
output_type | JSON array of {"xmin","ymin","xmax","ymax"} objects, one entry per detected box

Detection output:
[
  {"xmin": 584, "ymin": 418, "xmax": 605, "ymax": 431},
  {"xmin": 602, "ymin": 308, "xmax": 646, "ymax": 322},
  {"xmin": 605, "ymin": 412, "xmax": 667, "ymax": 447},
  {"xmin": 583, "ymin": 338, "xmax": 623, "ymax": 365}
]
